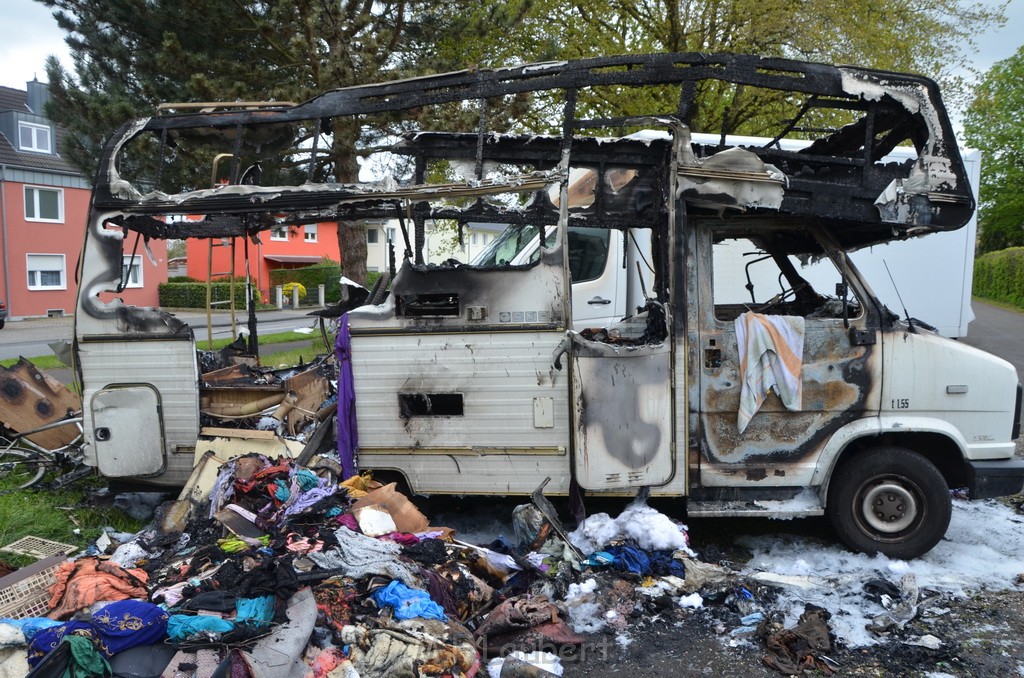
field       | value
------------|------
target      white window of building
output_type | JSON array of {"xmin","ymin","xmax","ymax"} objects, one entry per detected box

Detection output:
[
  {"xmin": 304, "ymin": 224, "xmax": 318, "ymax": 242},
  {"xmin": 26, "ymin": 253, "xmax": 66, "ymax": 290},
  {"xmin": 24, "ymin": 186, "xmax": 63, "ymax": 222},
  {"xmin": 18, "ymin": 122, "xmax": 52, "ymax": 153},
  {"xmin": 366, "ymin": 228, "xmax": 379, "ymax": 244},
  {"xmin": 386, "ymin": 227, "xmax": 396, "ymax": 243},
  {"xmin": 122, "ymin": 255, "xmax": 143, "ymax": 288},
  {"xmin": 270, "ymin": 225, "xmax": 288, "ymax": 241}
]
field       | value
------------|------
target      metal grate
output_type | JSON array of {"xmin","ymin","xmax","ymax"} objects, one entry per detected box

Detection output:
[
  {"xmin": 0, "ymin": 535, "xmax": 77, "ymax": 559},
  {"xmin": 0, "ymin": 555, "xmax": 65, "ymax": 619}
]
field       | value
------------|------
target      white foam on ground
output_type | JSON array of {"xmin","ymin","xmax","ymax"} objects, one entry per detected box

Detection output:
[
  {"xmin": 738, "ymin": 499, "xmax": 1024, "ymax": 648},
  {"xmin": 678, "ymin": 592, "xmax": 704, "ymax": 608},
  {"xmin": 569, "ymin": 500, "xmax": 693, "ymax": 555}
]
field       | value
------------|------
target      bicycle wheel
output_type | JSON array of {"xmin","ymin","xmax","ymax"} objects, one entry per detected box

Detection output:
[{"xmin": 0, "ymin": 449, "xmax": 47, "ymax": 492}]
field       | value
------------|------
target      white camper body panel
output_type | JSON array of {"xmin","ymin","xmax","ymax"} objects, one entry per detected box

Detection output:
[{"xmin": 78, "ymin": 339, "xmax": 199, "ymax": 485}]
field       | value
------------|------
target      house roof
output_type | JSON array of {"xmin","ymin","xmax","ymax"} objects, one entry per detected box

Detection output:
[
  {"xmin": 0, "ymin": 85, "xmax": 81, "ymax": 176},
  {"xmin": 0, "ymin": 86, "xmax": 31, "ymax": 114},
  {"xmin": 0, "ymin": 131, "xmax": 81, "ymax": 174}
]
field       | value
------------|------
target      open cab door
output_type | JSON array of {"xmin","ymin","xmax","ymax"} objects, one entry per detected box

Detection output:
[{"xmin": 569, "ymin": 119, "xmax": 684, "ymax": 491}]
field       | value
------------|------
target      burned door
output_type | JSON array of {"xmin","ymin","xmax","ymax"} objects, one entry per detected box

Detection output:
[
  {"xmin": 695, "ymin": 225, "xmax": 881, "ymax": 487},
  {"xmin": 571, "ymin": 333, "xmax": 674, "ymax": 490},
  {"xmin": 91, "ymin": 384, "xmax": 166, "ymax": 477}
]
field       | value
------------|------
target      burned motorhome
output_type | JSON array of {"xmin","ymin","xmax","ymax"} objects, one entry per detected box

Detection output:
[{"xmin": 74, "ymin": 53, "xmax": 1022, "ymax": 557}]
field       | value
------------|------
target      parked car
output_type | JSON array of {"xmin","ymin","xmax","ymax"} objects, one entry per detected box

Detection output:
[{"xmin": 0, "ymin": 300, "xmax": 7, "ymax": 328}]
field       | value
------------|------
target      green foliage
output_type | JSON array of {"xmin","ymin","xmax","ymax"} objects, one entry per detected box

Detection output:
[
  {"xmin": 964, "ymin": 45, "xmax": 1024, "ymax": 255},
  {"xmin": 510, "ymin": 0, "xmax": 1006, "ymax": 136},
  {"xmin": 167, "ymin": 275, "xmax": 199, "ymax": 283},
  {"xmin": 37, "ymin": 0, "xmax": 535, "ymax": 285},
  {"xmin": 38, "ymin": 0, "xmax": 1004, "ymax": 283},
  {"xmin": 270, "ymin": 265, "xmax": 340, "ymax": 304},
  {"xmin": 158, "ymin": 282, "xmax": 250, "ymax": 308},
  {"xmin": 281, "ymin": 282, "xmax": 308, "ymax": 300},
  {"xmin": 366, "ymin": 271, "xmax": 383, "ymax": 290},
  {"xmin": 973, "ymin": 248, "xmax": 1024, "ymax": 309},
  {"xmin": 167, "ymin": 239, "xmax": 187, "ymax": 259}
]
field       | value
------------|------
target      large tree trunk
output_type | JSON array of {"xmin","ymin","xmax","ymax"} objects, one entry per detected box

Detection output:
[
  {"xmin": 332, "ymin": 125, "xmax": 368, "ymax": 285},
  {"xmin": 337, "ymin": 220, "xmax": 368, "ymax": 285}
]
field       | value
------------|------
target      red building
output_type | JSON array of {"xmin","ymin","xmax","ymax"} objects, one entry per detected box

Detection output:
[
  {"xmin": 0, "ymin": 80, "xmax": 167, "ymax": 318},
  {"xmin": 185, "ymin": 221, "xmax": 340, "ymax": 301}
]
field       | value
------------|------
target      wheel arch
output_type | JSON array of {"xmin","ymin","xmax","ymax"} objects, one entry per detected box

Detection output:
[
  {"xmin": 366, "ymin": 467, "xmax": 417, "ymax": 496},
  {"xmin": 820, "ymin": 430, "xmax": 968, "ymax": 501}
]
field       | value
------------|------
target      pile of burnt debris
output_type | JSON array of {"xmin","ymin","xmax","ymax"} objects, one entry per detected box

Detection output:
[{"xmin": 0, "ymin": 452, "xmax": 850, "ymax": 678}]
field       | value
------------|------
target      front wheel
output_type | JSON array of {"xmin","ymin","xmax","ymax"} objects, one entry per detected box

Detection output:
[{"xmin": 826, "ymin": 446, "xmax": 951, "ymax": 559}]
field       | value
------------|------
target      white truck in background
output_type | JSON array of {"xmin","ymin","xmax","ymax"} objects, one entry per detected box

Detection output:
[{"xmin": 475, "ymin": 140, "xmax": 981, "ymax": 338}]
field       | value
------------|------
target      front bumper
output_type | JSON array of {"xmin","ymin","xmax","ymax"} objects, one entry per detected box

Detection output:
[{"xmin": 968, "ymin": 458, "xmax": 1024, "ymax": 499}]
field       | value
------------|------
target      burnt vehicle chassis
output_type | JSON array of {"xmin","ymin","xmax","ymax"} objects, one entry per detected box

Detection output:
[{"xmin": 71, "ymin": 53, "xmax": 1004, "ymax": 559}]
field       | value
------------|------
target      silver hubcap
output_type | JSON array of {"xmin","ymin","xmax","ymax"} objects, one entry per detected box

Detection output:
[{"xmin": 861, "ymin": 481, "xmax": 918, "ymax": 534}]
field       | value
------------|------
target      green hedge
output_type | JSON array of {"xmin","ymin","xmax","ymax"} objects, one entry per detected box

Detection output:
[
  {"xmin": 159, "ymin": 281, "xmax": 251, "ymax": 308},
  {"xmin": 270, "ymin": 264, "xmax": 341, "ymax": 305},
  {"xmin": 974, "ymin": 247, "xmax": 1024, "ymax": 309}
]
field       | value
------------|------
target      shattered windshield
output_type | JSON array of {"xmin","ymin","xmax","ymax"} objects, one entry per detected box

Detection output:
[{"xmin": 473, "ymin": 225, "xmax": 552, "ymax": 266}]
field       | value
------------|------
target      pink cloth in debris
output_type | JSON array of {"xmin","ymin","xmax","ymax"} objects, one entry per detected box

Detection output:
[{"xmin": 46, "ymin": 557, "xmax": 149, "ymax": 620}]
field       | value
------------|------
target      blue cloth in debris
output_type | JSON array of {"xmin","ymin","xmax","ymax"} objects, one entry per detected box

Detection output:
[
  {"xmin": 371, "ymin": 581, "xmax": 446, "ymax": 621},
  {"xmin": 166, "ymin": 614, "xmax": 235, "ymax": 642},
  {"xmin": 613, "ymin": 546, "xmax": 651, "ymax": 574},
  {"xmin": 584, "ymin": 552, "xmax": 615, "ymax": 567},
  {"xmin": 648, "ymin": 550, "xmax": 686, "ymax": 577},
  {"xmin": 28, "ymin": 600, "xmax": 168, "ymax": 667},
  {"xmin": 0, "ymin": 616, "xmax": 62, "ymax": 641},
  {"xmin": 235, "ymin": 596, "xmax": 275, "ymax": 627},
  {"xmin": 593, "ymin": 546, "xmax": 686, "ymax": 578},
  {"xmin": 295, "ymin": 469, "xmax": 319, "ymax": 492}
]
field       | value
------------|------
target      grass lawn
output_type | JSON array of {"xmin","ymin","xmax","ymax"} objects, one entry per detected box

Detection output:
[{"xmin": 0, "ymin": 476, "xmax": 144, "ymax": 569}]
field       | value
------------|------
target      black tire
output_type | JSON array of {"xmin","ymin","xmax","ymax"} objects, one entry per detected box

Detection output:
[
  {"xmin": 826, "ymin": 446, "xmax": 951, "ymax": 559},
  {"xmin": 0, "ymin": 318, "xmax": 6, "ymax": 329}
]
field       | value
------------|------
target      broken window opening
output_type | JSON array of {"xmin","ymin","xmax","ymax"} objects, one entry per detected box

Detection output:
[
  {"xmin": 398, "ymin": 393, "xmax": 464, "ymax": 419},
  {"xmin": 711, "ymin": 230, "xmax": 863, "ymax": 322},
  {"xmin": 397, "ymin": 293, "xmax": 460, "ymax": 318}
]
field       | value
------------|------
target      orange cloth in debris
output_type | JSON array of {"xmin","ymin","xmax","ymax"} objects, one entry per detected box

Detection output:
[{"xmin": 46, "ymin": 557, "xmax": 149, "ymax": 620}]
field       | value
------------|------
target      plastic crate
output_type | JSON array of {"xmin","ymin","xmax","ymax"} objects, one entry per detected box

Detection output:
[
  {"xmin": 0, "ymin": 555, "xmax": 65, "ymax": 619},
  {"xmin": 0, "ymin": 536, "xmax": 76, "ymax": 559}
]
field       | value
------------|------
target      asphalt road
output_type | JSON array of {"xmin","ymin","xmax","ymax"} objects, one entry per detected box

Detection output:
[
  {"xmin": 0, "ymin": 307, "xmax": 320, "ymax": 362},
  {"xmin": 961, "ymin": 299, "xmax": 1024, "ymax": 377}
]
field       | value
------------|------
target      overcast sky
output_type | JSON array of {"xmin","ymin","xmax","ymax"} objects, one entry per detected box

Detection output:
[{"xmin": 1, "ymin": 0, "xmax": 1022, "ymax": 96}]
